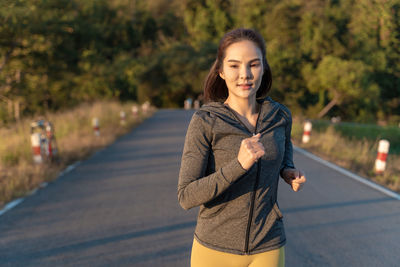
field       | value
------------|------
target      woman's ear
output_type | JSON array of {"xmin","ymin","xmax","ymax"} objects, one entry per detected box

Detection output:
[{"xmin": 219, "ymin": 72, "xmax": 225, "ymax": 80}]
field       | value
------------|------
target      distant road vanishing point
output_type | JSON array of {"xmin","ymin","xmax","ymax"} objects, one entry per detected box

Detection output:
[{"xmin": 0, "ymin": 109, "xmax": 399, "ymax": 267}]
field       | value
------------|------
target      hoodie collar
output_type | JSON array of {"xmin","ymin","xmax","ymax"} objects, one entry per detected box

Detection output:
[
  {"xmin": 200, "ymin": 97, "xmax": 279, "ymax": 134},
  {"xmin": 201, "ymin": 96, "xmax": 275, "ymax": 119}
]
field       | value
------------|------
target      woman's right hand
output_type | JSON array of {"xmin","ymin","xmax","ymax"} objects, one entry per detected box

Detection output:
[{"xmin": 237, "ymin": 133, "xmax": 265, "ymax": 170}]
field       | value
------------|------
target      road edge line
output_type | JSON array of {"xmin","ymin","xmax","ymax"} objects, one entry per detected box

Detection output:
[
  {"xmin": 0, "ymin": 199, "xmax": 24, "ymax": 216},
  {"xmin": 294, "ymin": 146, "xmax": 400, "ymax": 201},
  {"xmin": 0, "ymin": 161, "xmax": 81, "ymax": 217}
]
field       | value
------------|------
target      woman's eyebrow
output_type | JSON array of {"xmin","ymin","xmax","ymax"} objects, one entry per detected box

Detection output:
[{"xmin": 227, "ymin": 58, "xmax": 261, "ymax": 63}]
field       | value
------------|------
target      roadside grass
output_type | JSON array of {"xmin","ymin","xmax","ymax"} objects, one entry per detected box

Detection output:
[
  {"xmin": 0, "ymin": 101, "xmax": 155, "ymax": 207},
  {"xmin": 292, "ymin": 118, "xmax": 400, "ymax": 193},
  {"xmin": 300, "ymin": 120, "xmax": 400, "ymax": 154}
]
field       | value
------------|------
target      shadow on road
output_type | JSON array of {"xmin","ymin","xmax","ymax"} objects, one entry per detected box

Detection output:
[
  {"xmin": 282, "ymin": 197, "xmax": 395, "ymax": 214},
  {"xmin": 5, "ymin": 220, "xmax": 197, "ymax": 265}
]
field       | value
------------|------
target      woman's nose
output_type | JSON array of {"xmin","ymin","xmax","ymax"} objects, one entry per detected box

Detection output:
[{"xmin": 239, "ymin": 65, "xmax": 252, "ymax": 79}]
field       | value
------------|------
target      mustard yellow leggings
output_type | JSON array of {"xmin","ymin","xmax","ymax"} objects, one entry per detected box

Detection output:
[{"xmin": 191, "ymin": 238, "xmax": 285, "ymax": 267}]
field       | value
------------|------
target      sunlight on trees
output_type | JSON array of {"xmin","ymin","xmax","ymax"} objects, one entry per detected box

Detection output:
[{"xmin": 0, "ymin": 0, "xmax": 399, "ymax": 124}]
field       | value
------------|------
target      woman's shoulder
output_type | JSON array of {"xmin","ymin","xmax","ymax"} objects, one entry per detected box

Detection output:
[
  {"xmin": 193, "ymin": 102, "xmax": 225, "ymax": 122},
  {"xmin": 262, "ymin": 97, "xmax": 292, "ymax": 119},
  {"xmin": 190, "ymin": 108, "xmax": 216, "ymax": 130},
  {"xmin": 192, "ymin": 109, "xmax": 213, "ymax": 122}
]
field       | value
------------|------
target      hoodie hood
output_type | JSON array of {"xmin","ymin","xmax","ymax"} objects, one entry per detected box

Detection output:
[{"xmin": 199, "ymin": 97, "xmax": 282, "ymax": 135}]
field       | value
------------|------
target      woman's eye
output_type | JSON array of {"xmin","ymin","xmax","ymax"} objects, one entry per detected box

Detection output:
[
  {"xmin": 251, "ymin": 64, "xmax": 260, "ymax": 67},
  {"xmin": 229, "ymin": 65, "xmax": 238, "ymax": 68}
]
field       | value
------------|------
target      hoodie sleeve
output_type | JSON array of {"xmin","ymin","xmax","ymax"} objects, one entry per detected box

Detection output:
[
  {"xmin": 279, "ymin": 105, "xmax": 295, "ymax": 175},
  {"xmin": 178, "ymin": 111, "xmax": 248, "ymax": 210}
]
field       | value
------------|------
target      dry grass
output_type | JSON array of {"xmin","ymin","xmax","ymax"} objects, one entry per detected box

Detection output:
[
  {"xmin": 0, "ymin": 101, "xmax": 155, "ymax": 207},
  {"xmin": 292, "ymin": 118, "xmax": 400, "ymax": 193}
]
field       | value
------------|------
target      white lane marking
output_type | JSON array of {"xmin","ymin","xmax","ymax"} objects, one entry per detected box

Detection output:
[
  {"xmin": 0, "ymin": 161, "xmax": 82, "ymax": 217},
  {"xmin": 294, "ymin": 146, "xmax": 400, "ymax": 201},
  {"xmin": 0, "ymin": 198, "xmax": 24, "ymax": 216},
  {"xmin": 59, "ymin": 161, "xmax": 81, "ymax": 177}
]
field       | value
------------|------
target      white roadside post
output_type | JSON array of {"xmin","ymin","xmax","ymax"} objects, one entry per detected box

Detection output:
[
  {"xmin": 31, "ymin": 133, "xmax": 42, "ymax": 164},
  {"xmin": 184, "ymin": 98, "xmax": 192, "ymax": 110},
  {"xmin": 302, "ymin": 121, "xmax": 312, "ymax": 143},
  {"xmin": 92, "ymin": 117, "xmax": 100, "ymax": 136},
  {"xmin": 132, "ymin": 105, "xmax": 139, "ymax": 117},
  {"xmin": 194, "ymin": 100, "xmax": 200, "ymax": 109},
  {"xmin": 142, "ymin": 101, "xmax": 150, "ymax": 114},
  {"xmin": 375, "ymin": 139, "xmax": 390, "ymax": 174},
  {"xmin": 120, "ymin": 111, "xmax": 126, "ymax": 126}
]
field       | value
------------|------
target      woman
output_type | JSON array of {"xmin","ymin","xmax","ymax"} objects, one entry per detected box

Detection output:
[{"xmin": 178, "ymin": 28, "xmax": 306, "ymax": 267}]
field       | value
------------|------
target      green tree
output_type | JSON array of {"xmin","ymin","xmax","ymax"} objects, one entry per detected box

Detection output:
[
  {"xmin": 263, "ymin": 1, "xmax": 305, "ymax": 110},
  {"xmin": 1, "ymin": 0, "xmax": 399, "ymax": 123},
  {"xmin": 231, "ymin": 0, "xmax": 276, "ymax": 31},
  {"xmin": 298, "ymin": 0, "xmax": 349, "ymax": 62},
  {"xmin": 304, "ymin": 55, "xmax": 379, "ymax": 120},
  {"xmin": 183, "ymin": 0, "xmax": 233, "ymax": 47},
  {"xmin": 350, "ymin": 0, "xmax": 400, "ymax": 121}
]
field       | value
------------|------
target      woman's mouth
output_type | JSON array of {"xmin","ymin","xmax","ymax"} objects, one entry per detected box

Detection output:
[{"xmin": 238, "ymin": 83, "xmax": 252, "ymax": 90}]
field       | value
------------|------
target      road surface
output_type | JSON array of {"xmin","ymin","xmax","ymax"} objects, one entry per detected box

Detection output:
[{"xmin": 0, "ymin": 109, "xmax": 399, "ymax": 266}]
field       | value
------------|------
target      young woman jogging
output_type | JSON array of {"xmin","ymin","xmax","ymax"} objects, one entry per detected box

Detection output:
[{"xmin": 178, "ymin": 28, "xmax": 306, "ymax": 267}]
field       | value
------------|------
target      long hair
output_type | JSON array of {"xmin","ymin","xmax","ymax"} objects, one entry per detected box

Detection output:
[{"xmin": 203, "ymin": 28, "xmax": 272, "ymax": 103}]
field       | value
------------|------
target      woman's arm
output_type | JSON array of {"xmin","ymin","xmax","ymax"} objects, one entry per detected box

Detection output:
[
  {"xmin": 279, "ymin": 106, "xmax": 295, "ymax": 173},
  {"xmin": 178, "ymin": 113, "xmax": 248, "ymax": 210},
  {"xmin": 279, "ymin": 106, "xmax": 306, "ymax": 191}
]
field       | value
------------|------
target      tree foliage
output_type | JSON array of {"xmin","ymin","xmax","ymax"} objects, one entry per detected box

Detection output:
[{"xmin": 1, "ymin": 0, "xmax": 399, "ymax": 123}]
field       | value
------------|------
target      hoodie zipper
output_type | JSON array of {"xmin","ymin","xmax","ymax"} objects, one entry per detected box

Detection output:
[
  {"xmin": 244, "ymin": 158, "xmax": 261, "ymax": 254},
  {"xmin": 223, "ymin": 104, "xmax": 262, "ymax": 254}
]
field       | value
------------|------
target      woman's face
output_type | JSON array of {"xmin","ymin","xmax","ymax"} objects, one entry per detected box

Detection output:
[{"xmin": 219, "ymin": 40, "xmax": 264, "ymax": 101}]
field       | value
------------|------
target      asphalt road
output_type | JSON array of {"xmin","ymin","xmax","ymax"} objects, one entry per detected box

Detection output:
[{"xmin": 0, "ymin": 109, "xmax": 399, "ymax": 267}]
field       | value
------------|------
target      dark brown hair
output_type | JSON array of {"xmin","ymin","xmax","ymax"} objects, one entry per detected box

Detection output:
[{"xmin": 203, "ymin": 28, "xmax": 272, "ymax": 103}]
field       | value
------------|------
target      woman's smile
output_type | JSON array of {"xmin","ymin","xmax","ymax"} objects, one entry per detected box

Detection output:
[{"xmin": 238, "ymin": 83, "xmax": 253, "ymax": 90}]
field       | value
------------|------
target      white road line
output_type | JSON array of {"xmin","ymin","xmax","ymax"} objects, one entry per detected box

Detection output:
[
  {"xmin": 59, "ymin": 161, "xmax": 81, "ymax": 177},
  {"xmin": 0, "ymin": 198, "xmax": 24, "ymax": 216},
  {"xmin": 294, "ymin": 146, "xmax": 400, "ymax": 201},
  {"xmin": 0, "ymin": 161, "xmax": 81, "ymax": 217}
]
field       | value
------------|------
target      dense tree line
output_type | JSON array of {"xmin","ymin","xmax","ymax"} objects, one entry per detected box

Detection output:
[{"xmin": 1, "ymin": 0, "xmax": 399, "ymax": 123}]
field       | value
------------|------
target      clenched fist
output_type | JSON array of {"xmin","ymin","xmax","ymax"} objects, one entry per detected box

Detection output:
[
  {"xmin": 281, "ymin": 168, "xmax": 306, "ymax": 192},
  {"xmin": 238, "ymin": 133, "xmax": 265, "ymax": 170}
]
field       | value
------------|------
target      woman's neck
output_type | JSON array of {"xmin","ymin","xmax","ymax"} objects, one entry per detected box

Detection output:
[{"xmin": 224, "ymin": 96, "xmax": 259, "ymax": 118}]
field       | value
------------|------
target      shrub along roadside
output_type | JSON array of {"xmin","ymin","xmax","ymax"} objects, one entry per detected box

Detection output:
[
  {"xmin": 0, "ymin": 101, "xmax": 155, "ymax": 207},
  {"xmin": 292, "ymin": 118, "xmax": 400, "ymax": 193}
]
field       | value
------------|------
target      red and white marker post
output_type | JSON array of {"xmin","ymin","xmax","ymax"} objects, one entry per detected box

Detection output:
[
  {"xmin": 92, "ymin": 117, "xmax": 100, "ymax": 136},
  {"xmin": 31, "ymin": 133, "xmax": 42, "ymax": 164},
  {"xmin": 302, "ymin": 121, "xmax": 312, "ymax": 143},
  {"xmin": 375, "ymin": 139, "xmax": 390, "ymax": 174}
]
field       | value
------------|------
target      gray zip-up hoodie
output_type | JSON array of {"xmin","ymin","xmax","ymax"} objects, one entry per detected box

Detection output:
[{"xmin": 178, "ymin": 96, "xmax": 295, "ymax": 255}]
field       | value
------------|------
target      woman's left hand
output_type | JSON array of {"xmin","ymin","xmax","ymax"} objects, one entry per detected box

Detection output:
[{"xmin": 281, "ymin": 168, "xmax": 306, "ymax": 192}]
